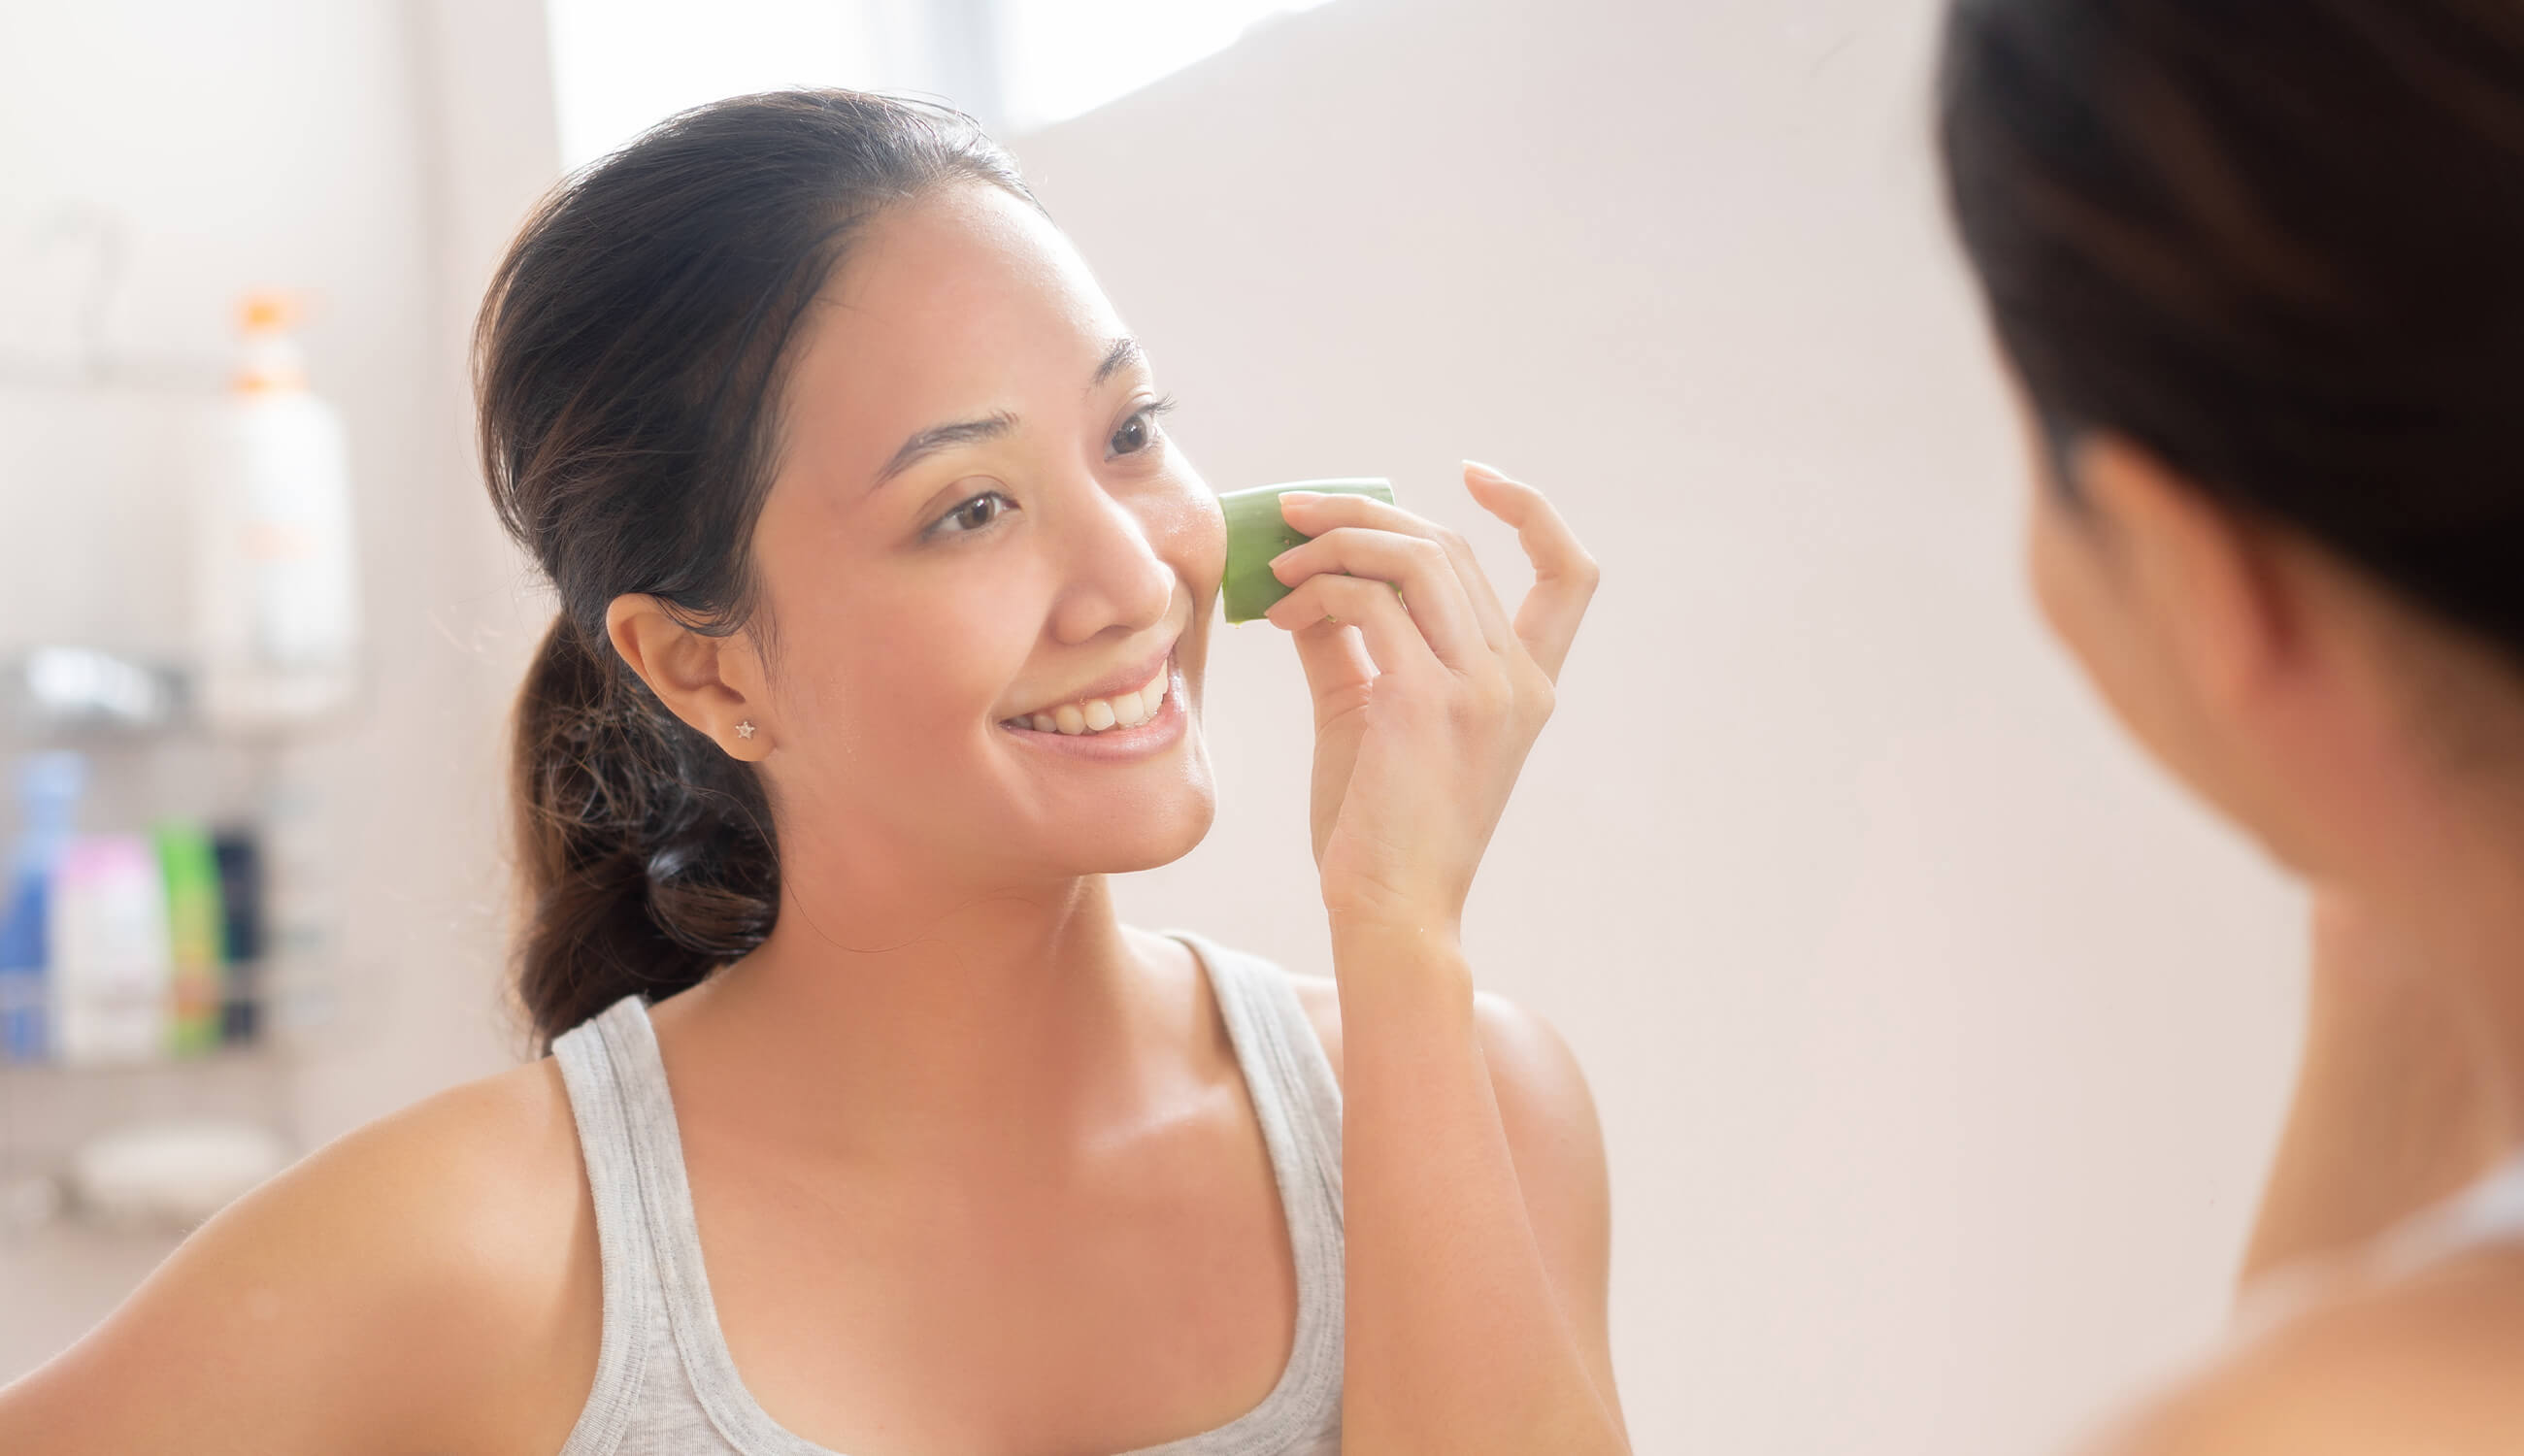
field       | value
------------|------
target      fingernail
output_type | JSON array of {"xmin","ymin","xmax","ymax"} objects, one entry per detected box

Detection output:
[
  {"xmin": 1462, "ymin": 459, "xmax": 1509, "ymax": 482},
  {"xmin": 1279, "ymin": 491, "xmax": 1323, "ymax": 507}
]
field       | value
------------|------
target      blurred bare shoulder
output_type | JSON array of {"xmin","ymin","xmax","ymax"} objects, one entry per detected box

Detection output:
[
  {"xmin": 2090, "ymin": 1246, "xmax": 2524, "ymax": 1456},
  {"xmin": 0, "ymin": 1054, "xmax": 600, "ymax": 1456}
]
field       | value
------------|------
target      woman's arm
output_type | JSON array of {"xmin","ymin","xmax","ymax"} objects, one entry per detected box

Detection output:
[
  {"xmin": 1260, "ymin": 461, "xmax": 1625, "ymax": 1454},
  {"xmin": 2238, "ymin": 893, "xmax": 2509, "ymax": 1289},
  {"xmin": 1334, "ymin": 943, "xmax": 1624, "ymax": 1451}
]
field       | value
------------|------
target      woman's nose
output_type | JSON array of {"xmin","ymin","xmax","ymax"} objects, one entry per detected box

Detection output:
[{"xmin": 1046, "ymin": 476, "xmax": 1178, "ymax": 645}]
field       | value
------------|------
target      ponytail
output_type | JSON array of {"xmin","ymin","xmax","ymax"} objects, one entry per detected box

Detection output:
[{"xmin": 510, "ymin": 613, "xmax": 776, "ymax": 1047}]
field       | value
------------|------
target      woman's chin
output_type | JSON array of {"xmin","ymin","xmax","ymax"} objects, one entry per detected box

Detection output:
[
  {"xmin": 1110, "ymin": 795, "xmax": 1218, "ymax": 873},
  {"xmin": 1047, "ymin": 791, "xmax": 1217, "ymax": 877}
]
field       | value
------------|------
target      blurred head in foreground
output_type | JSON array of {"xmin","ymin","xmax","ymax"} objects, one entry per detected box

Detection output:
[{"xmin": 1941, "ymin": 1, "xmax": 2524, "ymax": 912}]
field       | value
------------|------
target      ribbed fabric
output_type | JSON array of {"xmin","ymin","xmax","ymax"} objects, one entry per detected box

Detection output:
[{"xmin": 548, "ymin": 930, "xmax": 1345, "ymax": 1456}]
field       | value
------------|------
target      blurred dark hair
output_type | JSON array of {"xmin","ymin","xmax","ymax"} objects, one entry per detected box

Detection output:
[
  {"xmin": 476, "ymin": 89, "xmax": 1034, "ymax": 1047},
  {"xmin": 1938, "ymin": 0, "xmax": 2524, "ymax": 671}
]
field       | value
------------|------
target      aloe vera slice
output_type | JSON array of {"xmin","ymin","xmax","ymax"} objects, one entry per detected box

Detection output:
[{"xmin": 1216, "ymin": 478, "xmax": 1396, "ymax": 624}]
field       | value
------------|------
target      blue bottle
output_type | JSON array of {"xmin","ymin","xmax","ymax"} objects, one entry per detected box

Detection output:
[{"xmin": 0, "ymin": 752, "xmax": 88, "ymax": 1061}]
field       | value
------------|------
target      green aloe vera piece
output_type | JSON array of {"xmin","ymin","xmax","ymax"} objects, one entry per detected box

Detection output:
[{"xmin": 1217, "ymin": 478, "xmax": 1396, "ymax": 624}]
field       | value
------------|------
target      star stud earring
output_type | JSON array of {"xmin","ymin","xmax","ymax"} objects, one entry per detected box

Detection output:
[{"xmin": 736, "ymin": 720, "xmax": 756, "ymax": 740}]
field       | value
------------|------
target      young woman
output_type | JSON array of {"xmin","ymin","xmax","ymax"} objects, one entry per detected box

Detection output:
[
  {"xmin": 0, "ymin": 93, "xmax": 1624, "ymax": 1454},
  {"xmin": 1942, "ymin": 1, "xmax": 2524, "ymax": 1449}
]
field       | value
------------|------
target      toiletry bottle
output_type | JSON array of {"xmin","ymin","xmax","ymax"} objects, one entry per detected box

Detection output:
[
  {"xmin": 52, "ymin": 834, "xmax": 175, "ymax": 1065},
  {"xmin": 155, "ymin": 820, "xmax": 227, "ymax": 1055},
  {"xmin": 191, "ymin": 291, "xmax": 363, "ymax": 731},
  {"xmin": 0, "ymin": 752, "xmax": 85, "ymax": 1061},
  {"xmin": 211, "ymin": 828, "xmax": 262, "ymax": 1043}
]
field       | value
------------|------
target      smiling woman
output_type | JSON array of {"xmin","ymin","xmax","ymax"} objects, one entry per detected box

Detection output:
[{"xmin": 0, "ymin": 89, "xmax": 1620, "ymax": 1456}]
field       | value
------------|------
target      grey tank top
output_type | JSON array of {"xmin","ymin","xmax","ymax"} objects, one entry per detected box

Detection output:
[{"xmin": 547, "ymin": 930, "xmax": 1345, "ymax": 1456}]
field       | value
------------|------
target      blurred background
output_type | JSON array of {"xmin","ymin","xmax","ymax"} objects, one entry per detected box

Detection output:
[{"xmin": 0, "ymin": 0, "xmax": 2309, "ymax": 1451}]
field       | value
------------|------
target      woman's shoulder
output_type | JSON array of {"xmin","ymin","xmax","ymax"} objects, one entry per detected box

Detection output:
[
  {"xmin": 2092, "ymin": 1244, "xmax": 2524, "ymax": 1456},
  {"xmin": 0, "ymin": 1053, "xmax": 601, "ymax": 1456},
  {"xmin": 1276, "ymin": 961, "xmax": 1607, "ymax": 1231},
  {"xmin": 1276, "ymin": 964, "xmax": 1599, "ymax": 1132}
]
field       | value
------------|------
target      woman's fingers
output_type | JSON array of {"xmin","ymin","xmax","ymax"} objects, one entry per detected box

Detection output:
[
  {"xmin": 1278, "ymin": 490, "xmax": 1515, "ymax": 655},
  {"xmin": 1284, "ymin": 609, "xmax": 1378, "ymax": 726},
  {"xmin": 1263, "ymin": 572, "xmax": 1436, "ymax": 681},
  {"xmin": 1267, "ymin": 523, "xmax": 1488, "ymax": 672},
  {"xmin": 1461, "ymin": 462, "xmax": 1600, "ymax": 681}
]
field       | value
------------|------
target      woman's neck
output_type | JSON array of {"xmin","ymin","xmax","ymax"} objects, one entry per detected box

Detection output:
[
  {"xmin": 650, "ymin": 866, "xmax": 1203, "ymax": 1170},
  {"xmin": 2391, "ymin": 851, "xmax": 2524, "ymax": 1158},
  {"xmin": 2242, "ymin": 813, "xmax": 2524, "ymax": 1286}
]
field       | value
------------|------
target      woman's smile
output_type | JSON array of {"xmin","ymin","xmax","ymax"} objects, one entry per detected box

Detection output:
[{"xmin": 997, "ymin": 652, "xmax": 1188, "ymax": 762}]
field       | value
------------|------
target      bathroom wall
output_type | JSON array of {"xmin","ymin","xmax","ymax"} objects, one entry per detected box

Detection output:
[
  {"xmin": 0, "ymin": 0, "xmax": 554, "ymax": 1373},
  {"xmin": 1013, "ymin": 0, "xmax": 2307, "ymax": 1449}
]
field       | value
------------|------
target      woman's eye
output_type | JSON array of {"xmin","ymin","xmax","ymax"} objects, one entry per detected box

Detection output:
[
  {"xmin": 934, "ymin": 490, "xmax": 1013, "ymax": 536},
  {"xmin": 1110, "ymin": 399, "xmax": 1172, "ymax": 457}
]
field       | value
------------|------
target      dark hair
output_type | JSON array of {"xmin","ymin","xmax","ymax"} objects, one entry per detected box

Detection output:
[
  {"xmin": 1938, "ymin": 0, "xmax": 2524, "ymax": 671},
  {"xmin": 476, "ymin": 90, "xmax": 1034, "ymax": 1046}
]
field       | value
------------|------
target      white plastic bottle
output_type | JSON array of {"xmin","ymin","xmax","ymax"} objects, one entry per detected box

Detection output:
[
  {"xmin": 190, "ymin": 292, "xmax": 362, "ymax": 730},
  {"xmin": 51, "ymin": 834, "xmax": 173, "ymax": 1065}
]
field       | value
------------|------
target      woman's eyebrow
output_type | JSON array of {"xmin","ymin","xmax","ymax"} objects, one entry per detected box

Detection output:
[
  {"xmin": 1092, "ymin": 336, "xmax": 1144, "ymax": 387},
  {"xmin": 870, "ymin": 338, "xmax": 1146, "ymax": 492},
  {"xmin": 872, "ymin": 410, "xmax": 1017, "ymax": 490}
]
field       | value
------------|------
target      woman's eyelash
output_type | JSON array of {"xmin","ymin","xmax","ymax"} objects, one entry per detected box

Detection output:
[
  {"xmin": 928, "ymin": 397, "xmax": 1178, "ymax": 538},
  {"xmin": 1111, "ymin": 395, "xmax": 1177, "ymax": 456},
  {"xmin": 928, "ymin": 489, "xmax": 1014, "ymax": 539}
]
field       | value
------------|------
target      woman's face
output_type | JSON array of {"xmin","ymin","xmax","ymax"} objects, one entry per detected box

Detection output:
[{"xmin": 743, "ymin": 182, "xmax": 1226, "ymax": 891}]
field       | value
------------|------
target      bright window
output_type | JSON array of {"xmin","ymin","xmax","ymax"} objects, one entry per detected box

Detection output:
[
  {"xmin": 995, "ymin": 0, "xmax": 1337, "ymax": 132},
  {"xmin": 547, "ymin": 0, "xmax": 1339, "ymax": 168}
]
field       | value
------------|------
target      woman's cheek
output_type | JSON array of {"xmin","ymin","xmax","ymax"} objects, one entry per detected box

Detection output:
[{"xmin": 1163, "ymin": 467, "xmax": 1227, "ymax": 602}]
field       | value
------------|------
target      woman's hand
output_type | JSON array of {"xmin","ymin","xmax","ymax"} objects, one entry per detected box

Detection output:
[{"xmin": 1261, "ymin": 461, "xmax": 1599, "ymax": 935}]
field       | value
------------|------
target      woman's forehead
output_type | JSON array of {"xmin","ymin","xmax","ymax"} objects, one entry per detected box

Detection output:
[
  {"xmin": 820, "ymin": 186, "xmax": 1113, "ymax": 380},
  {"xmin": 775, "ymin": 186, "xmax": 1127, "ymax": 495}
]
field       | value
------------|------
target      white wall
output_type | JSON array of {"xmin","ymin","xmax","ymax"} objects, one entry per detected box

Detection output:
[
  {"xmin": 1013, "ymin": 0, "xmax": 2307, "ymax": 1450},
  {"xmin": 0, "ymin": 0, "xmax": 555, "ymax": 1373}
]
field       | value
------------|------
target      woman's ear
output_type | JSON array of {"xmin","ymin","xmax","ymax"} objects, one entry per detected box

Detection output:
[
  {"xmin": 604, "ymin": 594, "xmax": 772, "ymax": 759},
  {"xmin": 2076, "ymin": 434, "xmax": 2296, "ymax": 720}
]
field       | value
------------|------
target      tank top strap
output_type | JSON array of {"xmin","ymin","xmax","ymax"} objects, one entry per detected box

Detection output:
[
  {"xmin": 550, "ymin": 998, "xmax": 667, "ymax": 1456},
  {"xmin": 1159, "ymin": 930, "xmax": 1347, "ymax": 1452},
  {"xmin": 1166, "ymin": 929, "xmax": 1345, "ymax": 1213},
  {"xmin": 2238, "ymin": 1142, "xmax": 2524, "ymax": 1338},
  {"xmin": 566, "ymin": 994, "xmax": 817, "ymax": 1455},
  {"xmin": 2378, "ymin": 1142, "xmax": 2524, "ymax": 1271}
]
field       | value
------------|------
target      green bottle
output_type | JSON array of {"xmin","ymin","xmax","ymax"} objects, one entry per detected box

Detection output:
[{"xmin": 153, "ymin": 821, "xmax": 228, "ymax": 1056}]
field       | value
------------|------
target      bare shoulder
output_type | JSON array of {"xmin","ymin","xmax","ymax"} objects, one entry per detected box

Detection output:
[
  {"xmin": 0, "ymin": 1054, "xmax": 600, "ymax": 1456},
  {"xmin": 1285, "ymin": 967, "xmax": 1619, "ymax": 1420},
  {"xmin": 1283, "ymin": 971, "xmax": 1606, "ymax": 1168},
  {"xmin": 2090, "ymin": 1248, "xmax": 2524, "ymax": 1456},
  {"xmin": 1284, "ymin": 969, "xmax": 1611, "ymax": 1279}
]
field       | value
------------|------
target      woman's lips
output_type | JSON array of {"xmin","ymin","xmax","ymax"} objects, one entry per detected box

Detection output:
[{"xmin": 998, "ymin": 659, "xmax": 1186, "ymax": 760}]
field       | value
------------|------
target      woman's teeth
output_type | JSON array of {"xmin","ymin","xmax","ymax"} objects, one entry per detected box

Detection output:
[{"xmin": 1017, "ymin": 665, "xmax": 1169, "ymax": 737}]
